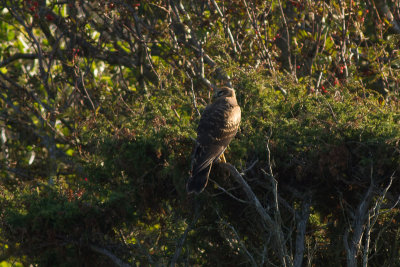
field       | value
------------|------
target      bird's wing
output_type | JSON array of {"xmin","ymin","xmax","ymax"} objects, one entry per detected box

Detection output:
[
  {"xmin": 191, "ymin": 101, "xmax": 240, "ymax": 176},
  {"xmin": 191, "ymin": 142, "xmax": 225, "ymax": 175}
]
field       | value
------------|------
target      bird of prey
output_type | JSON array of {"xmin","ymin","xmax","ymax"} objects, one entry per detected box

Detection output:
[{"xmin": 187, "ymin": 86, "xmax": 241, "ymax": 194}]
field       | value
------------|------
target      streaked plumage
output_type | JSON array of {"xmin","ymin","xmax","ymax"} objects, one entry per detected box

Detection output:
[{"xmin": 187, "ymin": 87, "xmax": 241, "ymax": 194}]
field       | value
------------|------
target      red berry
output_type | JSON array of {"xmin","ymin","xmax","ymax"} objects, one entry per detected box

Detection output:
[
  {"xmin": 29, "ymin": 6, "xmax": 35, "ymax": 11},
  {"xmin": 45, "ymin": 14, "xmax": 55, "ymax": 21},
  {"xmin": 32, "ymin": 1, "xmax": 38, "ymax": 7},
  {"xmin": 297, "ymin": 65, "xmax": 300, "ymax": 69}
]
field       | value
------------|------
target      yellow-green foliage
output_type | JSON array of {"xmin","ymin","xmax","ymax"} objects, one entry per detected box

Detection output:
[{"xmin": 1, "ymin": 0, "xmax": 400, "ymax": 266}]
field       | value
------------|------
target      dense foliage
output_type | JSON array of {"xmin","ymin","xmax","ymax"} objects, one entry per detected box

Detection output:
[{"xmin": 0, "ymin": 0, "xmax": 399, "ymax": 266}]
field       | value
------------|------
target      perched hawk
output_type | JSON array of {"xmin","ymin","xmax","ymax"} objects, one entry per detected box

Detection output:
[{"xmin": 187, "ymin": 87, "xmax": 241, "ymax": 194}]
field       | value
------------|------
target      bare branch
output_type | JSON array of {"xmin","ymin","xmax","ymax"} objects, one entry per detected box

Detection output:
[
  {"xmin": 294, "ymin": 199, "xmax": 311, "ymax": 267},
  {"xmin": 170, "ymin": 199, "xmax": 200, "ymax": 266},
  {"xmin": 241, "ymin": 0, "xmax": 275, "ymax": 73},
  {"xmin": 216, "ymin": 211, "xmax": 258, "ymax": 267},
  {"xmin": 343, "ymin": 169, "xmax": 375, "ymax": 267},
  {"xmin": 277, "ymin": 0, "xmax": 293, "ymax": 74},
  {"xmin": 222, "ymin": 163, "xmax": 273, "ymax": 225},
  {"xmin": 211, "ymin": 0, "xmax": 237, "ymax": 53},
  {"xmin": 363, "ymin": 172, "xmax": 397, "ymax": 266},
  {"xmin": 209, "ymin": 178, "xmax": 249, "ymax": 204},
  {"xmin": 187, "ymin": 74, "xmax": 201, "ymax": 117},
  {"xmin": 373, "ymin": 0, "xmax": 400, "ymax": 34},
  {"xmin": 221, "ymin": 163, "xmax": 291, "ymax": 267},
  {"xmin": 0, "ymin": 53, "xmax": 37, "ymax": 68},
  {"xmin": 337, "ymin": 0, "xmax": 349, "ymax": 78},
  {"xmin": 89, "ymin": 244, "xmax": 131, "ymax": 267}
]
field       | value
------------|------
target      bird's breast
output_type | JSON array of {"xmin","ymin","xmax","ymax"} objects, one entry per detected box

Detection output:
[{"xmin": 225, "ymin": 105, "xmax": 241, "ymax": 127}]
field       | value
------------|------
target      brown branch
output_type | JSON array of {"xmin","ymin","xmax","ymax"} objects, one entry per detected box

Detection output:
[
  {"xmin": 170, "ymin": 203, "xmax": 200, "ymax": 266},
  {"xmin": 338, "ymin": 0, "xmax": 349, "ymax": 79},
  {"xmin": 241, "ymin": 0, "xmax": 275, "ymax": 73},
  {"xmin": 373, "ymin": 0, "xmax": 400, "ymax": 34},
  {"xmin": 209, "ymin": 178, "xmax": 249, "ymax": 204},
  {"xmin": 211, "ymin": 0, "xmax": 237, "ymax": 53},
  {"xmin": 187, "ymin": 74, "xmax": 201, "ymax": 117},
  {"xmin": 169, "ymin": 0, "xmax": 232, "ymax": 87},
  {"xmin": 221, "ymin": 163, "xmax": 291, "ymax": 267},
  {"xmin": 89, "ymin": 244, "xmax": 131, "ymax": 267},
  {"xmin": 216, "ymin": 210, "xmax": 258, "ymax": 266},
  {"xmin": 222, "ymin": 163, "xmax": 274, "ymax": 224},
  {"xmin": 0, "ymin": 53, "xmax": 37, "ymax": 68},
  {"xmin": 277, "ymin": 0, "xmax": 293, "ymax": 74}
]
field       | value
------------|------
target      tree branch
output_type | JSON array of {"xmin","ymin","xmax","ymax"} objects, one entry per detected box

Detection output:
[
  {"xmin": 0, "ymin": 53, "xmax": 37, "ymax": 68},
  {"xmin": 221, "ymin": 163, "xmax": 291, "ymax": 267},
  {"xmin": 89, "ymin": 244, "xmax": 131, "ymax": 267}
]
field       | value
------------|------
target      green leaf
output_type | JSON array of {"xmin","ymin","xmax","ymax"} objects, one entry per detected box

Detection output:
[{"xmin": 66, "ymin": 149, "xmax": 74, "ymax": 156}]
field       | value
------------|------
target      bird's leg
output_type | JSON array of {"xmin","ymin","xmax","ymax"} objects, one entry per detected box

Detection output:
[{"xmin": 219, "ymin": 153, "xmax": 226, "ymax": 163}]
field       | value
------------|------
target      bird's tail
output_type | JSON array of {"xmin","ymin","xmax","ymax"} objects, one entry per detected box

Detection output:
[{"xmin": 186, "ymin": 164, "xmax": 212, "ymax": 194}]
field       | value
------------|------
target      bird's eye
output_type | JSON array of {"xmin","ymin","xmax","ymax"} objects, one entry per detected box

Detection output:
[{"xmin": 217, "ymin": 90, "xmax": 225, "ymax": 97}]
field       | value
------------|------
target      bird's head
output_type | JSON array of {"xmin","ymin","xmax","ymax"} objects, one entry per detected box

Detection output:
[{"xmin": 213, "ymin": 86, "xmax": 236, "ymax": 99}]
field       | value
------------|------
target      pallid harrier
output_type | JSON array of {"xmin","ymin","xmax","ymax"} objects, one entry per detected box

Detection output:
[{"xmin": 187, "ymin": 87, "xmax": 241, "ymax": 194}]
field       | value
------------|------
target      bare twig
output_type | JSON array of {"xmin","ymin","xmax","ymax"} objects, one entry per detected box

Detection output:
[
  {"xmin": 89, "ymin": 244, "xmax": 131, "ymax": 267},
  {"xmin": 373, "ymin": 0, "xmax": 400, "ymax": 34},
  {"xmin": 216, "ymin": 210, "xmax": 257, "ymax": 266},
  {"xmin": 363, "ymin": 171, "xmax": 397, "ymax": 267},
  {"xmin": 222, "ymin": 163, "xmax": 273, "ymax": 224},
  {"xmin": 169, "ymin": 0, "xmax": 231, "ymax": 87},
  {"xmin": 264, "ymin": 139, "xmax": 292, "ymax": 267},
  {"xmin": 315, "ymin": 71, "xmax": 323, "ymax": 93},
  {"xmin": 241, "ymin": 0, "xmax": 275, "ymax": 73},
  {"xmin": 170, "ymin": 199, "xmax": 200, "ymax": 266},
  {"xmin": 338, "ymin": 0, "xmax": 349, "ymax": 78},
  {"xmin": 78, "ymin": 70, "xmax": 96, "ymax": 111},
  {"xmin": 211, "ymin": 0, "xmax": 237, "ymax": 53},
  {"xmin": 8, "ymin": 6, "xmax": 50, "ymax": 91},
  {"xmin": 222, "ymin": 163, "xmax": 291, "ymax": 267},
  {"xmin": 0, "ymin": 53, "xmax": 37, "ymax": 68},
  {"xmin": 277, "ymin": 0, "xmax": 293, "ymax": 74},
  {"xmin": 344, "ymin": 166, "xmax": 375, "ymax": 267},
  {"xmin": 209, "ymin": 178, "xmax": 249, "ymax": 204},
  {"xmin": 188, "ymin": 76, "xmax": 201, "ymax": 117},
  {"xmin": 240, "ymin": 159, "xmax": 259, "ymax": 175}
]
